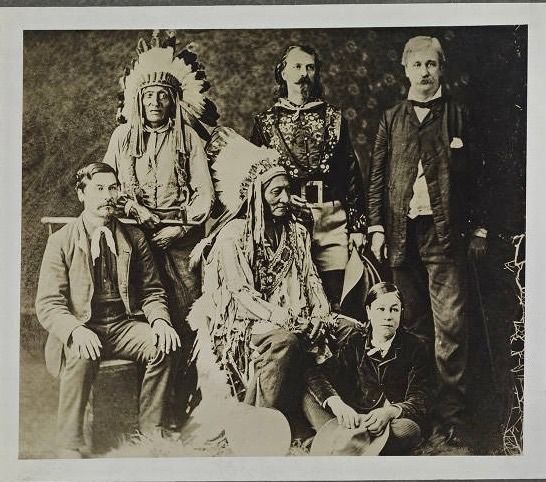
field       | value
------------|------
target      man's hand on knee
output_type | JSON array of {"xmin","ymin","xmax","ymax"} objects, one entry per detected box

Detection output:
[
  {"xmin": 360, "ymin": 406, "xmax": 398, "ymax": 435},
  {"xmin": 151, "ymin": 226, "xmax": 185, "ymax": 250},
  {"xmin": 68, "ymin": 326, "xmax": 102, "ymax": 361},
  {"xmin": 151, "ymin": 319, "xmax": 181, "ymax": 355}
]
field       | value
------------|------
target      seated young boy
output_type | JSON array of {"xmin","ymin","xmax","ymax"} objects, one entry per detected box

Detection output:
[{"xmin": 303, "ymin": 282, "xmax": 433, "ymax": 455}]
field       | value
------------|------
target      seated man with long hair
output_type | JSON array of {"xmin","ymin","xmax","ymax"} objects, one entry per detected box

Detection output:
[{"xmin": 187, "ymin": 129, "xmax": 350, "ymax": 437}]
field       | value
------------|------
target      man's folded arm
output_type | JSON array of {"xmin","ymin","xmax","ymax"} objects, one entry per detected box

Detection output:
[{"xmin": 216, "ymin": 230, "xmax": 290, "ymax": 326}]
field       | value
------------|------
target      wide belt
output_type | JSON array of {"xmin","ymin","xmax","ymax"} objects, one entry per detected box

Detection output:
[{"xmin": 291, "ymin": 180, "xmax": 338, "ymax": 204}]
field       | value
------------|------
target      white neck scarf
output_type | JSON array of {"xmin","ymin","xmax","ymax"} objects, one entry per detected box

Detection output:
[{"xmin": 90, "ymin": 226, "xmax": 117, "ymax": 265}]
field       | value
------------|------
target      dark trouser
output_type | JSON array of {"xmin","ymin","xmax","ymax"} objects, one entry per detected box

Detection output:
[
  {"xmin": 244, "ymin": 328, "xmax": 303, "ymax": 417},
  {"xmin": 302, "ymin": 392, "xmax": 422, "ymax": 455},
  {"xmin": 149, "ymin": 227, "xmax": 203, "ymax": 426},
  {"xmin": 241, "ymin": 320, "xmax": 359, "ymax": 438},
  {"xmin": 319, "ymin": 270, "xmax": 345, "ymax": 311},
  {"xmin": 152, "ymin": 230, "xmax": 202, "ymax": 328},
  {"xmin": 56, "ymin": 317, "xmax": 172, "ymax": 450},
  {"xmin": 392, "ymin": 216, "xmax": 468, "ymax": 426}
]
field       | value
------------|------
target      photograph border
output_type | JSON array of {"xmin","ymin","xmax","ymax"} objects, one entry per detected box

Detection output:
[{"xmin": 2, "ymin": 3, "xmax": 544, "ymax": 480}]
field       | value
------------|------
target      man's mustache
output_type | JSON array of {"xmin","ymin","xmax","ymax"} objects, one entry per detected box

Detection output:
[
  {"xmin": 296, "ymin": 77, "xmax": 312, "ymax": 85},
  {"xmin": 99, "ymin": 201, "xmax": 116, "ymax": 208}
]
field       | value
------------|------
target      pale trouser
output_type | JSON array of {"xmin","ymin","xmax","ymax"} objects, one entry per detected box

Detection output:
[
  {"xmin": 56, "ymin": 317, "xmax": 172, "ymax": 450},
  {"xmin": 310, "ymin": 201, "xmax": 348, "ymax": 307}
]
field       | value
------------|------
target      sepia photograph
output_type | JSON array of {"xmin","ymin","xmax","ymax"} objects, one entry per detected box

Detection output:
[
  {"xmin": 3, "ymin": 2, "xmax": 546, "ymax": 480},
  {"xmin": 18, "ymin": 23, "xmax": 526, "ymax": 462}
]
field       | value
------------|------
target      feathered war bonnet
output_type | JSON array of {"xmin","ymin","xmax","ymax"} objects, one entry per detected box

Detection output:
[
  {"xmin": 189, "ymin": 127, "xmax": 286, "ymax": 268},
  {"xmin": 117, "ymin": 30, "xmax": 219, "ymax": 157}
]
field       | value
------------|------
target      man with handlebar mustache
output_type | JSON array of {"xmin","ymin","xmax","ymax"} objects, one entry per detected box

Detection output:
[
  {"xmin": 367, "ymin": 36, "xmax": 488, "ymax": 446},
  {"xmin": 35, "ymin": 162, "xmax": 179, "ymax": 458},
  {"xmin": 250, "ymin": 45, "xmax": 367, "ymax": 313}
]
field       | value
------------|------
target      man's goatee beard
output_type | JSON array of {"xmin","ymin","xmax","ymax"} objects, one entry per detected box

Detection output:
[{"xmin": 299, "ymin": 83, "xmax": 311, "ymax": 101}]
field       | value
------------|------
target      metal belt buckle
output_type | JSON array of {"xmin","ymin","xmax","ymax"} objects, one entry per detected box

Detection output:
[{"xmin": 301, "ymin": 180, "xmax": 323, "ymax": 204}]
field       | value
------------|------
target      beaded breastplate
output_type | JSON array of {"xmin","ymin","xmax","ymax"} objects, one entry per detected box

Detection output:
[
  {"xmin": 256, "ymin": 103, "xmax": 342, "ymax": 181},
  {"xmin": 254, "ymin": 222, "xmax": 297, "ymax": 299}
]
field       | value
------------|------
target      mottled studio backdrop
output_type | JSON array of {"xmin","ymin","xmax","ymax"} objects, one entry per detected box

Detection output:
[{"xmin": 22, "ymin": 26, "xmax": 526, "ymax": 314}]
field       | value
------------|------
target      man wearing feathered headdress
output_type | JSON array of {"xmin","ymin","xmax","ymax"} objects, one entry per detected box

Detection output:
[
  {"xmin": 102, "ymin": 31, "xmax": 216, "ymax": 426},
  {"xmin": 250, "ymin": 45, "xmax": 367, "ymax": 313},
  {"xmin": 187, "ymin": 129, "xmax": 340, "ymax": 435}
]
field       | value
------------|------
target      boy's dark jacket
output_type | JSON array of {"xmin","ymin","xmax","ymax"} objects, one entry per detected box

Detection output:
[{"xmin": 305, "ymin": 328, "xmax": 433, "ymax": 428}]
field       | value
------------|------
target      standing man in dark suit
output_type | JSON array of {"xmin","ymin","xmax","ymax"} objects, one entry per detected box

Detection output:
[
  {"xmin": 367, "ymin": 36, "xmax": 487, "ymax": 445},
  {"xmin": 36, "ymin": 162, "xmax": 180, "ymax": 458}
]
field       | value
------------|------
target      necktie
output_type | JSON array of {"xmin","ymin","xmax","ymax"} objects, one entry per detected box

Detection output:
[
  {"xmin": 410, "ymin": 97, "xmax": 444, "ymax": 110},
  {"xmin": 90, "ymin": 226, "xmax": 117, "ymax": 265},
  {"xmin": 367, "ymin": 339, "xmax": 392, "ymax": 358}
]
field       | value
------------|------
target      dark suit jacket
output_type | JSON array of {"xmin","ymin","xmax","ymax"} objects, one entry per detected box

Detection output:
[
  {"xmin": 305, "ymin": 329, "xmax": 433, "ymax": 428},
  {"xmin": 367, "ymin": 96, "xmax": 485, "ymax": 266},
  {"xmin": 35, "ymin": 215, "xmax": 171, "ymax": 377}
]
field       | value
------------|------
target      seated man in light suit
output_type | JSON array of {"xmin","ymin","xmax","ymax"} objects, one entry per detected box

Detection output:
[{"xmin": 35, "ymin": 162, "xmax": 180, "ymax": 458}]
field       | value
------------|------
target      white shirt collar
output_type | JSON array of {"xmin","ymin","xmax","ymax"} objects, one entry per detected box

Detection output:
[{"xmin": 367, "ymin": 335, "xmax": 396, "ymax": 358}]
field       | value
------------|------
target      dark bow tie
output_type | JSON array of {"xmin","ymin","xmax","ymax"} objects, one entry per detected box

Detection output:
[{"xmin": 410, "ymin": 97, "xmax": 444, "ymax": 109}]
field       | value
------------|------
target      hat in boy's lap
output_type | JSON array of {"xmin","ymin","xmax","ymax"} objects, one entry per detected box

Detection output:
[{"xmin": 310, "ymin": 419, "xmax": 390, "ymax": 456}]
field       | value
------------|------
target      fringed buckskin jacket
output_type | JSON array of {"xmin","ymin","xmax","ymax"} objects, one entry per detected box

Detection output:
[{"xmin": 188, "ymin": 218, "xmax": 334, "ymax": 401}]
